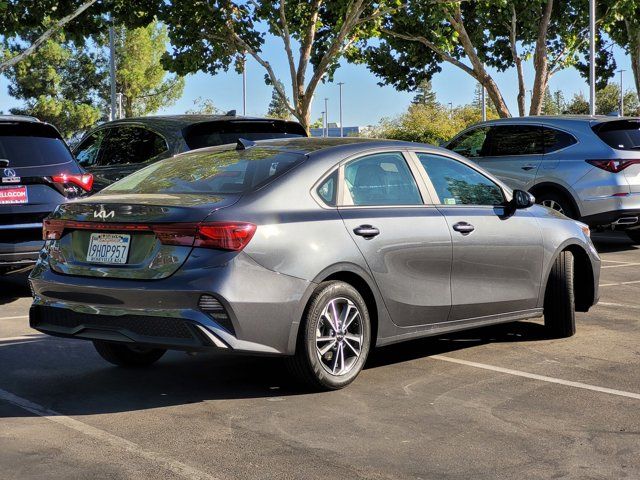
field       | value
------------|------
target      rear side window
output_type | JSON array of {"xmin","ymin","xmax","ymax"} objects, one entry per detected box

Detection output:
[
  {"xmin": 183, "ymin": 120, "xmax": 306, "ymax": 150},
  {"xmin": 487, "ymin": 125, "xmax": 544, "ymax": 156},
  {"xmin": 0, "ymin": 122, "xmax": 73, "ymax": 167},
  {"xmin": 593, "ymin": 120, "xmax": 640, "ymax": 150},
  {"xmin": 542, "ymin": 127, "xmax": 577, "ymax": 153},
  {"xmin": 317, "ymin": 171, "xmax": 338, "ymax": 206},
  {"xmin": 342, "ymin": 152, "xmax": 422, "ymax": 206},
  {"xmin": 103, "ymin": 147, "xmax": 305, "ymax": 195},
  {"xmin": 98, "ymin": 126, "xmax": 168, "ymax": 166}
]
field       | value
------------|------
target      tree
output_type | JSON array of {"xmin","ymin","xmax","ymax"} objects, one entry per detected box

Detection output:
[
  {"xmin": 0, "ymin": 0, "xmax": 157, "ymax": 73},
  {"xmin": 108, "ymin": 22, "xmax": 184, "ymax": 118},
  {"xmin": 565, "ymin": 85, "xmax": 639, "ymax": 116},
  {"xmin": 603, "ymin": 0, "xmax": 640, "ymax": 100},
  {"xmin": 542, "ymin": 88, "xmax": 565, "ymax": 115},
  {"xmin": 267, "ymin": 81, "xmax": 291, "ymax": 119},
  {"xmin": 185, "ymin": 97, "xmax": 219, "ymax": 115},
  {"xmin": 4, "ymin": 32, "xmax": 104, "ymax": 137},
  {"xmin": 565, "ymin": 92, "xmax": 589, "ymax": 114},
  {"xmin": 411, "ymin": 79, "xmax": 437, "ymax": 107},
  {"xmin": 159, "ymin": 0, "xmax": 399, "ymax": 133}
]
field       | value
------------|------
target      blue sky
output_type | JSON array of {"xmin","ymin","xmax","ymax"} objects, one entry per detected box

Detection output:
[{"xmin": 0, "ymin": 35, "xmax": 634, "ymax": 127}]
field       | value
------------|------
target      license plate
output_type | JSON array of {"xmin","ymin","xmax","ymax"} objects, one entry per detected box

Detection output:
[
  {"xmin": 87, "ymin": 233, "xmax": 130, "ymax": 265},
  {"xmin": 0, "ymin": 185, "xmax": 27, "ymax": 204}
]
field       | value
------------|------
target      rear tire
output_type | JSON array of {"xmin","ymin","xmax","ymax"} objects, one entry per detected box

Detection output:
[
  {"xmin": 626, "ymin": 228, "xmax": 640, "ymax": 244},
  {"xmin": 286, "ymin": 281, "xmax": 371, "ymax": 390},
  {"xmin": 536, "ymin": 190, "xmax": 577, "ymax": 219},
  {"xmin": 543, "ymin": 250, "xmax": 576, "ymax": 338},
  {"xmin": 93, "ymin": 341, "xmax": 166, "ymax": 367}
]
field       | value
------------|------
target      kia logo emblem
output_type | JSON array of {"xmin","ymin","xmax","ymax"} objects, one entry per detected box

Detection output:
[
  {"xmin": 3, "ymin": 168, "xmax": 16, "ymax": 178},
  {"xmin": 93, "ymin": 206, "xmax": 115, "ymax": 220}
]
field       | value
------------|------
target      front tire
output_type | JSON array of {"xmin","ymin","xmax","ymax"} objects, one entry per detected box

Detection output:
[
  {"xmin": 93, "ymin": 341, "xmax": 166, "ymax": 367},
  {"xmin": 287, "ymin": 281, "xmax": 371, "ymax": 390},
  {"xmin": 543, "ymin": 250, "xmax": 576, "ymax": 338}
]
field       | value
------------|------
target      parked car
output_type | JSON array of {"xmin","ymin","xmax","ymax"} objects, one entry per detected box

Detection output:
[
  {"xmin": 0, "ymin": 115, "xmax": 92, "ymax": 275},
  {"xmin": 445, "ymin": 116, "xmax": 640, "ymax": 242},
  {"xmin": 73, "ymin": 113, "xmax": 307, "ymax": 191},
  {"xmin": 29, "ymin": 138, "xmax": 600, "ymax": 389}
]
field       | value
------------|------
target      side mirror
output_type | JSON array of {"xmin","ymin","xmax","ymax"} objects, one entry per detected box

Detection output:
[{"xmin": 512, "ymin": 189, "xmax": 535, "ymax": 209}]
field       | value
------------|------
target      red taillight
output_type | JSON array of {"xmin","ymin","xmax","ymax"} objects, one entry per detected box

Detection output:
[
  {"xmin": 42, "ymin": 219, "xmax": 256, "ymax": 251},
  {"xmin": 195, "ymin": 222, "xmax": 257, "ymax": 251},
  {"xmin": 51, "ymin": 173, "xmax": 94, "ymax": 192},
  {"xmin": 586, "ymin": 159, "xmax": 640, "ymax": 173}
]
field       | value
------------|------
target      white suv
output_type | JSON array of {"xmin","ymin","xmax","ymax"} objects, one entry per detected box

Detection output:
[{"xmin": 446, "ymin": 116, "xmax": 640, "ymax": 242}]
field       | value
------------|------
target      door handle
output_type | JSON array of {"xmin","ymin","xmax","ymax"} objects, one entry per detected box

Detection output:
[
  {"xmin": 521, "ymin": 164, "xmax": 537, "ymax": 171},
  {"xmin": 452, "ymin": 222, "xmax": 475, "ymax": 234},
  {"xmin": 353, "ymin": 225, "xmax": 380, "ymax": 238}
]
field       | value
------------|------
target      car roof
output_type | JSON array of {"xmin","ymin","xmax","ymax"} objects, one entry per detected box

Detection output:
[
  {"xmin": 0, "ymin": 114, "xmax": 41, "ymax": 124},
  {"xmin": 96, "ymin": 114, "xmax": 301, "ymax": 130},
  {"xmin": 475, "ymin": 115, "xmax": 640, "ymax": 127}
]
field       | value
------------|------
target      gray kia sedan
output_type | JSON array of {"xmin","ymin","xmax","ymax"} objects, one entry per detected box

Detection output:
[{"xmin": 29, "ymin": 138, "xmax": 600, "ymax": 390}]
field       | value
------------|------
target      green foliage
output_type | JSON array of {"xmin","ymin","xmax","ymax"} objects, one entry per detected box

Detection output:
[
  {"xmin": 185, "ymin": 97, "xmax": 219, "ymax": 115},
  {"xmin": 564, "ymin": 84, "xmax": 639, "ymax": 116},
  {"xmin": 267, "ymin": 81, "xmax": 291, "ymax": 120},
  {"xmin": 411, "ymin": 80, "xmax": 437, "ymax": 107},
  {"xmin": 310, "ymin": 117, "xmax": 324, "ymax": 129},
  {"xmin": 108, "ymin": 22, "xmax": 185, "ymax": 118},
  {"xmin": 542, "ymin": 89, "xmax": 565, "ymax": 115}
]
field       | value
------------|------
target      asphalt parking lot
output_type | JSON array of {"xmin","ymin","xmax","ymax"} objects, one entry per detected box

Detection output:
[{"xmin": 1, "ymin": 232, "xmax": 639, "ymax": 480}]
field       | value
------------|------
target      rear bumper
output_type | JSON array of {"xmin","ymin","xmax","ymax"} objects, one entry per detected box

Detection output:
[
  {"xmin": 28, "ymin": 251, "xmax": 313, "ymax": 355},
  {"xmin": 581, "ymin": 209, "xmax": 640, "ymax": 228}
]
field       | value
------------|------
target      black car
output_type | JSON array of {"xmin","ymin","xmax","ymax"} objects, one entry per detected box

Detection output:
[
  {"xmin": 73, "ymin": 114, "xmax": 307, "ymax": 190},
  {"xmin": 0, "ymin": 115, "xmax": 92, "ymax": 275}
]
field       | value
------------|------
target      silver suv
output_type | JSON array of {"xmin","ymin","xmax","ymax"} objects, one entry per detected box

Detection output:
[{"xmin": 446, "ymin": 116, "xmax": 640, "ymax": 242}]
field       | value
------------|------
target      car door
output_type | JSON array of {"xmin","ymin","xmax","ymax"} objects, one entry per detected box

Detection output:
[
  {"xmin": 337, "ymin": 150, "xmax": 453, "ymax": 327},
  {"xmin": 476, "ymin": 124, "xmax": 544, "ymax": 190},
  {"xmin": 88, "ymin": 125, "xmax": 170, "ymax": 190},
  {"xmin": 413, "ymin": 151, "xmax": 543, "ymax": 322}
]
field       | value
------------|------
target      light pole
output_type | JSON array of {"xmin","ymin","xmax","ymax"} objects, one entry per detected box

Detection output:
[
  {"xmin": 589, "ymin": 0, "xmax": 596, "ymax": 116},
  {"xmin": 324, "ymin": 97, "xmax": 329, "ymax": 137},
  {"xmin": 448, "ymin": 102, "xmax": 453, "ymax": 119},
  {"xmin": 108, "ymin": 20, "xmax": 117, "ymax": 121},
  {"xmin": 337, "ymin": 82, "xmax": 345, "ymax": 137},
  {"xmin": 242, "ymin": 53, "xmax": 247, "ymax": 116},
  {"xmin": 618, "ymin": 69, "xmax": 626, "ymax": 116},
  {"xmin": 321, "ymin": 111, "xmax": 325, "ymax": 137}
]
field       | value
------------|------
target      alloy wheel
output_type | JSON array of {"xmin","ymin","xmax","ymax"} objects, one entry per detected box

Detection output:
[
  {"xmin": 541, "ymin": 199, "xmax": 565, "ymax": 214},
  {"xmin": 315, "ymin": 297, "xmax": 363, "ymax": 376}
]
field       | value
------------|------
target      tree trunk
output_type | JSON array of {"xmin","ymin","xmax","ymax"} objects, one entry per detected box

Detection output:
[
  {"xmin": 529, "ymin": 0, "xmax": 554, "ymax": 116},
  {"xmin": 509, "ymin": 5, "xmax": 526, "ymax": 117},
  {"xmin": 626, "ymin": 20, "xmax": 640, "ymax": 109},
  {"xmin": 294, "ymin": 103, "xmax": 312, "ymax": 136}
]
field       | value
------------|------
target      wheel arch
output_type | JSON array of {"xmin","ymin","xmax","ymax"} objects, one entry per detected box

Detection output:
[
  {"xmin": 542, "ymin": 242, "xmax": 596, "ymax": 313},
  {"xmin": 529, "ymin": 182, "xmax": 582, "ymax": 218}
]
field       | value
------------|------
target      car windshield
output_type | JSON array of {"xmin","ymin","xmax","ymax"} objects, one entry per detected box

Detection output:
[
  {"xmin": 102, "ymin": 147, "xmax": 306, "ymax": 195},
  {"xmin": 593, "ymin": 120, "xmax": 640, "ymax": 151},
  {"xmin": 0, "ymin": 122, "xmax": 73, "ymax": 168}
]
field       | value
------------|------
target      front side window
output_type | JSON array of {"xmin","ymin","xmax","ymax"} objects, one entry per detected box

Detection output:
[
  {"xmin": 417, "ymin": 153, "xmax": 504, "ymax": 206},
  {"xmin": 98, "ymin": 126, "xmax": 168, "ymax": 166},
  {"xmin": 487, "ymin": 125, "xmax": 544, "ymax": 156},
  {"xmin": 447, "ymin": 127, "xmax": 489, "ymax": 158},
  {"xmin": 74, "ymin": 130, "xmax": 106, "ymax": 167},
  {"xmin": 342, "ymin": 152, "xmax": 422, "ymax": 206},
  {"xmin": 102, "ymin": 147, "xmax": 305, "ymax": 195}
]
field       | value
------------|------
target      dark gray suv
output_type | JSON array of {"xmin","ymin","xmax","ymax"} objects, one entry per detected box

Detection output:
[{"xmin": 0, "ymin": 116, "xmax": 92, "ymax": 275}]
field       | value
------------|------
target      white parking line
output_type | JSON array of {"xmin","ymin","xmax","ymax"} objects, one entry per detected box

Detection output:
[
  {"xmin": 431, "ymin": 355, "xmax": 640, "ymax": 401},
  {"xmin": 0, "ymin": 315, "xmax": 29, "ymax": 321},
  {"xmin": 0, "ymin": 387, "xmax": 218, "ymax": 480},
  {"xmin": 600, "ymin": 280, "xmax": 640, "ymax": 287},
  {"xmin": 602, "ymin": 262, "xmax": 640, "ymax": 269},
  {"xmin": 597, "ymin": 302, "xmax": 640, "ymax": 310},
  {"xmin": 0, "ymin": 335, "xmax": 44, "ymax": 343}
]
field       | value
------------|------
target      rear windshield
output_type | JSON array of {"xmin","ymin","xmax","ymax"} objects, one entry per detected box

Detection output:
[
  {"xmin": 102, "ymin": 147, "xmax": 306, "ymax": 195},
  {"xmin": 183, "ymin": 120, "xmax": 306, "ymax": 150},
  {"xmin": 593, "ymin": 120, "xmax": 640, "ymax": 151},
  {"xmin": 0, "ymin": 122, "xmax": 73, "ymax": 168}
]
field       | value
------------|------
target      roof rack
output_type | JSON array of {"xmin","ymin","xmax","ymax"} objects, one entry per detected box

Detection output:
[{"xmin": 236, "ymin": 138, "xmax": 257, "ymax": 150}]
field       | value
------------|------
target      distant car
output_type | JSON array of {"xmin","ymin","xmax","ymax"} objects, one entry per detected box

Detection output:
[
  {"xmin": 0, "ymin": 116, "xmax": 92, "ymax": 275},
  {"xmin": 445, "ymin": 116, "xmax": 640, "ymax": 242},
  {"xmin": 73, "ymin": 114, "xmax": 307, "ymax": 190},
  {"xmin": 30, "ymin": 138, "xmax": 599, "ymax": 390}
]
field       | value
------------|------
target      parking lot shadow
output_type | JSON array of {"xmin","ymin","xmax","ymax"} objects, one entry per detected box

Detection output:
[
  {"xmin": 591, "ymin": 231, "xmax": 639, "ymax": 253},
  {"xmin": 0, "ymin": 271, "xmax": 31, "ymax": 304},
  {"xmin": 0, "ymin": 320, "xmax": 550, "ymax": 418}
]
